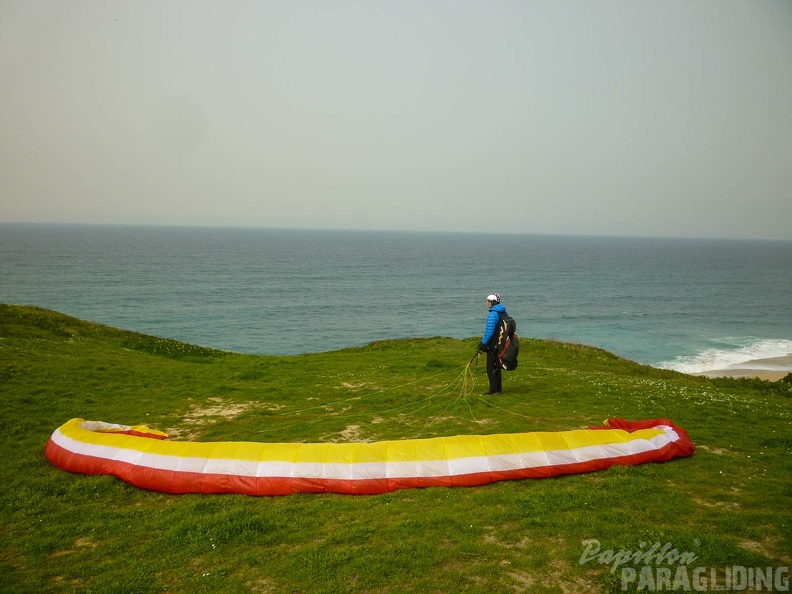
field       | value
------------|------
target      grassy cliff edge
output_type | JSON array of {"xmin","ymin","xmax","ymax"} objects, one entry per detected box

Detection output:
[{"xmin": 1, "ymin": 304, "xmax": 790, "ymax": 593}]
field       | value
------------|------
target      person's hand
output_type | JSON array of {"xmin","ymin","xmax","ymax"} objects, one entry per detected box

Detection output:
[{"xmin": 477, "ymin": 343, "xmax": 487, "ymax": 354}]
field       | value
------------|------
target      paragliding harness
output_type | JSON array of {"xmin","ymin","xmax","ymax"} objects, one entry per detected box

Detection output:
[{"xmin": 495, "ymin": 312, "xmax": 519, "ymax": 370}]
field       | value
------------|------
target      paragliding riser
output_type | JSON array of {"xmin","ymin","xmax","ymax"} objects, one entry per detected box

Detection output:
[{"xmin": 45, "ymin": 418, "xmax": 694, "ymax": 496}]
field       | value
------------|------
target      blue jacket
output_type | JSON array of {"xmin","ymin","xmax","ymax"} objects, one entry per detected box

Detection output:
[{"xmin": 481, "ymin": 303, "xmax": 507, "ymax": 347}]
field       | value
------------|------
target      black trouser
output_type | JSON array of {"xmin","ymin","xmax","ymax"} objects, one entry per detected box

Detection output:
[{"xmin": 485, "ymin": 349, "xmax": 502, "ymax": 393}]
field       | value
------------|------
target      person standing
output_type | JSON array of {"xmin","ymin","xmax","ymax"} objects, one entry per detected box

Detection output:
[{"xmin": 479, "ymin": 292, "xmax": 508, "ymax": 394}]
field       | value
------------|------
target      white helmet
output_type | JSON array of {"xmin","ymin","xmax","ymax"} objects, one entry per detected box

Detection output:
[{"xmin": 486, "ymin": 293, "xmax": 501, "ymax": 304}]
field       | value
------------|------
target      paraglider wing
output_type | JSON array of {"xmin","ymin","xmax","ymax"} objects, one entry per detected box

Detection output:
[{"xmin": 45, "ymin": 418, "xmax": 694, "ymax": 496}]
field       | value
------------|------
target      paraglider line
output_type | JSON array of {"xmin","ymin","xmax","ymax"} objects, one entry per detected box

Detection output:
[
  {"xmin": 253, "ymin": 364, "xmax": 475, "ymax": 437},
  {"xmin": 278, "ymin": 365, "xmax": 470, "ymax": 418},
  {"xmin": 261, "ymin": 353, "xmax": 489, "ymax": 440},
  {"xmin": 478, "ymin": 396, "xmax": 534, "ymax": 421}
]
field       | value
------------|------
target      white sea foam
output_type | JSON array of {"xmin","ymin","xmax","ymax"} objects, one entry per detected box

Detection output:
[{"xmin": 657, "ymin": 339, "xmax": 792, "ymax": 374}]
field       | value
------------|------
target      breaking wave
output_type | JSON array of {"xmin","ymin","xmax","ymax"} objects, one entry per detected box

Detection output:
[{"xmin": 657, "ymin": 339, "xmax": 792, "ymax": 374}]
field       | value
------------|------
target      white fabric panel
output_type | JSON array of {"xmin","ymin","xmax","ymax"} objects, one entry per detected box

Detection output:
[{"xmin": 51, "ymin": 425, "xmax": 683, "ymax": 481}]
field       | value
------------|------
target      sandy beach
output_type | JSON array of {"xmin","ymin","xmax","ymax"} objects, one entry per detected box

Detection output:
[{"xmin": 698, "ymin": 354, "xmax": 792, "ymax": 381}]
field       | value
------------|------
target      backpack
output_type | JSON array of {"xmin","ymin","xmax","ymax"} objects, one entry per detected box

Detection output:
[{"xmin": 495, "ymin": 312, "xmax": 519, "ymax": 371}]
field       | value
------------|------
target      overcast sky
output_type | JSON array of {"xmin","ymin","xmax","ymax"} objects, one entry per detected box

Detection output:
[{"xmin": 2, "ymin": 1, "xmax": 791, "ymax": 239}]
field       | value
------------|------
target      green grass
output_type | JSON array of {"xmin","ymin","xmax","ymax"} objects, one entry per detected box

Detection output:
[{"xmin": 1, "ymin": 303, "xmax": 790, "ymax": 593}]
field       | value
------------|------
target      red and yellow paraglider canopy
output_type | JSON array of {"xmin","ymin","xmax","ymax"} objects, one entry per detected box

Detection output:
[{"xmin": 45, "ymin": 418, "xmax": 694, "ymax": 496}]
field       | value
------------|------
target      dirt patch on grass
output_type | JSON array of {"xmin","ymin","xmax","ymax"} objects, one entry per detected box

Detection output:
[
  {"xmin": 485, "ymin": 534, "xmax": 530, "ymax": 549},
  {"xmin": 504, "ymin": 565, "xmax": 599, "ymax": 594},
  {"xmin": 740, "ymin": 536, "xmax": 789, "ymax": 563},
  {"xmin": 339, "ymin": 425, "xmax": 363, "ymax": 441},
  {"xmin": 320, "ymin": 424, "xmax": 377, "ymax": 443},
  {"xmin": 74, "ymin": 537, "xmax": 96, "ymax": 549},
  {"xmin": 505, "ymin": 570, "xmax": 536, "ymax": 591},
  {"xmin": 482, "ymin": 534, "xmax": 599, "ymax": 593},
  {"xmin": 540, "ymin": 560, "xmax": 600, "ymax": 594},
  {"xmin": 691, "ymin": 494, "xmax": 742, "ymax": 510},
  {"xmin": 246, "ymin": 577, "xmax": 279, "ymax": 593},
  {"xmin": 339, "ymin": 382, "xmax": 383, "ymax": 390},
  {"xmin": 696, "ymin": 444, "xmax": 734, "ymax": 455},
  {"xmin": 167, "ymin": 397, "xmax": 266, "ymax": 439},
  {"xmin": 51, "ymin": 537, "xmax": 98, "ymax": 557}
]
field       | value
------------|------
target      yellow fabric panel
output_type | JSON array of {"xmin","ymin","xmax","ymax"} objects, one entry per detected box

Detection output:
[
  {"xmin": 437, "ymin": 434, "xmax": 487, "ymax": 460},
  {"xmin": 531, "ymin": 431, "xmax": 577, "ymax": 452},
  {"xmin": 60, "ymin": 418, "xmax": 666, "ymax": 464}
]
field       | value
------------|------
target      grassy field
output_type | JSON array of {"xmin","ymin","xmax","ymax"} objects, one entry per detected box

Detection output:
[{"xmin": 1, "ymin": 304, "xmax": 790, "ymax": 593}]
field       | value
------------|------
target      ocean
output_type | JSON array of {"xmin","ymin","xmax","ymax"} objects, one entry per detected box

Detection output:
[{"xmin": 1, "ymin": 224, "xmax": 790, "ymax": 373}]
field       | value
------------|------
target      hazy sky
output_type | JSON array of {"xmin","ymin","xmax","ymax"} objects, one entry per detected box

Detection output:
[{"xmin": 2, "ymin": 1, "xmax": 791, "ymax": 239}]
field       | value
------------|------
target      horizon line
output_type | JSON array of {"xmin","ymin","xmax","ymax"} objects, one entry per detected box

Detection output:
[{"xmin": 1, "ymin": 220, "xmax": 789, "ymax": 243}]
